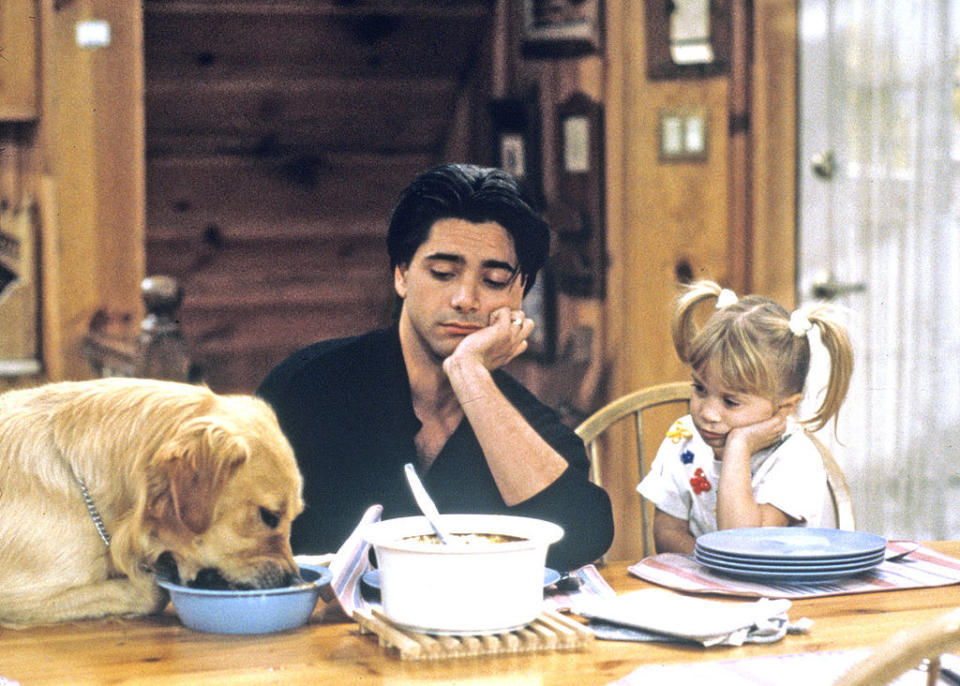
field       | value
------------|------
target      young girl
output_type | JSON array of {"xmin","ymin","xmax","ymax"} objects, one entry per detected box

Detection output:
[{"xmin": 637, "ymin": 280, "xmax": 854, "ymax": 554}]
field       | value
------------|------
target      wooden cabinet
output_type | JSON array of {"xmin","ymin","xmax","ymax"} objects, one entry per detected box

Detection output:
[
  {"xmin": 35, "ymin": 0, "xmax": 146, "ymax": 381},
  {"xmin": 0, "ymin": 0, "xmax": 38, "ymax": 121}
]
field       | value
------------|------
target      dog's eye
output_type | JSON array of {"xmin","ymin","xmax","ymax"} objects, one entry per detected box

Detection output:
[{"xmin": 259, "ymin": 507, "xmax": 280, "ymax": 529}]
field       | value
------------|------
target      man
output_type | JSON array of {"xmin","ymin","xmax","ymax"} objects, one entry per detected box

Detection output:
[{"xmin": 258, "ymin": 164, "xmax": 614, "ymax": 571}]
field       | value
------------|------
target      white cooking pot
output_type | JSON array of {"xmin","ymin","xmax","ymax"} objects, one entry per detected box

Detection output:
[{"xmin": 363, "ymin": 514, "xmax": 564, "ymax": 635}]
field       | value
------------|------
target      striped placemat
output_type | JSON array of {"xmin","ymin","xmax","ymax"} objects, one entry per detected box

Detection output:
[{"xmin": 627, "ymin": 543, "xmax": 960, "ymax": 598}]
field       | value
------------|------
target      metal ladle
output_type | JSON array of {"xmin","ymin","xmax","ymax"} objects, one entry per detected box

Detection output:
[{"xmin": 403, "ymin": 463, "xmax": 454, "ymax": 544}]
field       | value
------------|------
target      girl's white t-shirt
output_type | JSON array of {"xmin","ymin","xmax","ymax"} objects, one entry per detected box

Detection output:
[{"xmin": 636, "ymin": 415, "xmax": 828, "ymax": 539}]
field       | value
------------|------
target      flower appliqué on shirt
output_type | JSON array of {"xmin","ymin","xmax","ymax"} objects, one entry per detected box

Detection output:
[
  {"xmin": 666, "ymin": 420, "xmax": 692, "ymax": 444},
  {"xmin": 690, "ymin": 467, "xmax": 712, "ymax": 495},
  {"xmin": 680, "ymin": 449, "xmax": 695, "ymax": 464}
]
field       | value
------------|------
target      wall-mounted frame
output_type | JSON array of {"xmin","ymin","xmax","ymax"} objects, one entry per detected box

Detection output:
[
  {"xmin": 521, "ymin": 0, "xmax": 602, "ymax": 58},
  {"xmin": 487, "ymin": 91, "xmax": 543, "ymax": 210},
  {"xmin": 645, "ymin": 0, "xmax": 731, "ymax": 79},
  {"xmin": 548, "ymin": 93, "xmax": 606, "ymax": 298}
]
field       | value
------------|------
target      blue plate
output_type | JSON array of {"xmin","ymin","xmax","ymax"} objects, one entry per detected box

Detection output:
[
  {"xmin": 696, "ymin": 528, "xmax": 886, "ymax": 561},
  {"xmin": 362, "ymin": 567, "xmax": 562, "ymax": 590},
  {"xmin": 696, "ymin": 557, "xmax": 882, "ymax": 582},
  {"xmin": 694, "ymin": 547, "xmax": 885, "ymax": 570}
]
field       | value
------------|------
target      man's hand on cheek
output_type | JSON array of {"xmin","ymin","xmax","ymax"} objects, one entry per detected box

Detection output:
[{"xmin": 447, "ymin": 306, "xmax": 534, "ymax": 371}]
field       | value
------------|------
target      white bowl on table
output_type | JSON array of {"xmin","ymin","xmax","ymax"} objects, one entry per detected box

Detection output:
[{"xmin": 363, "ymin": 514, "xmax": 564, "ymax": 636}]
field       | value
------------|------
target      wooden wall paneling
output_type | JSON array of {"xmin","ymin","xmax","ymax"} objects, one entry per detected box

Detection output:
[
  {"xmin": 602, "ymin": 0, "xmax": 627, "ymax": 405},
  {"xmin": 146, "ymin": 77, "xmax": 456, "ymax": 156},
  {"xmin": 145, "ymin": 152, "xmax": 426, "ymax": 392},
  {"xmin": 621, "ymin": 72, "xmax": 731, "ymax": 383},
  {"xmin": 601, "ymin": 0, "xmax": 799, "ymax": 561},
  {"xmin": 37, "ymin": 175, "xmax": 63, "ymax": 380},
  {"xmin": 180, "ymin": 296, "xmax": 393, "ymax": 393},
  {"xmin": 603, "ymin": 0, "xmax": 733, "ymax": 562},
  {"xmin": 442, "ymin": 9, "xmax": 495, "ymax": 165},
  {"xmin": 0, "ymin": 0, "xmax": 39, "ymax": 121},
  {"xmin": 443, "ymin": 79, "xmax": 481, "ymax": 162},
  {"xmin": 93, "ymin": 3, "xmax": 147, "ymax": 316},
  {"xmin": 142, "ymin": 1, "xmax": 494, "ymax": 393},
  {"xmin": 596, "ymin": 0, "xmax": 643, "ymax": 558},
  {"xmin": 146, "ymin": 155, "xmax": 428, "ymax": 242},
  {"xmin": 39, "ymin": 2, "xmax": 101, "ymax": 380},
  {"xmin": 143, "ymin": 3, "xmax": 488, "ymax": 82},
  {"xmin": 726, "ymin": 0, "xmax": 753, "ymax": 295},
  {"xmin": 749, "ymin": 0, "xmax": 798, "ymax": 307},
  {"xmin": 37, "ymin": 0, "xmax": 145, "ymax": 381}
]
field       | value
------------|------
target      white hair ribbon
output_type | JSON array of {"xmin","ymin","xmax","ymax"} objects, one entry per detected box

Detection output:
[
  {"xmin": 789, "ymin": 309, "xmax": 814, "ymax": 336},
  {"xmin": 716, "ymin": 288, "xmax": 739, "ymax": 309}
]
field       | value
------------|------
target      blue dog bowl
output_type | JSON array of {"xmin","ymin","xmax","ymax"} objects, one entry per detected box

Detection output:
[{"xmin": 157, "ymin": 564, "xmax": 332, "ymax": 634}]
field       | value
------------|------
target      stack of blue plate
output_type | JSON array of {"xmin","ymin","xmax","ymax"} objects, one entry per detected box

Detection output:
[{"xmin": 694, "ymin": 528, "xmax": 887, "ymax": 582}]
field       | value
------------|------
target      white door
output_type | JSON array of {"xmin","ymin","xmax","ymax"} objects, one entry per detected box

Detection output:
[{"xmin": 797, "ymin": 0, "xmax": 960, "ymax": 538}]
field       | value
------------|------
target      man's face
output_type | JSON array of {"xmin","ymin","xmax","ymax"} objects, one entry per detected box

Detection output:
[{"xmin": 394, "ymin": 218, "xmax": 524, "ymax": 362}]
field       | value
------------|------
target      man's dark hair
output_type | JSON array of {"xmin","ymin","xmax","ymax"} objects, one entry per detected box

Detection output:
[{"xmin": 386, "ymin": 163, "xmax": 549, "ymax": 295}]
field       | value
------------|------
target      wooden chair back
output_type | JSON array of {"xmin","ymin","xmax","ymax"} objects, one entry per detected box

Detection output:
[
  {"xmin": 575, "ymin": 381, "xmax": 857, "ymax": 557},
  {"xmin": 804, "ymin": 430, "xmax": 856, "ymax": 530},
  {"xmin": 834, "ymin": 606, "xmax": 960, "ymax": 685},
  {"xmin": 575, "ymin": 381, "xmax": 693, "ymax": 558}
]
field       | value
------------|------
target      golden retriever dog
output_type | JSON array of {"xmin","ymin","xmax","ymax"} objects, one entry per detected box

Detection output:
[{"xmin": 0, "ymin": 377, "xmax": 304, "ymax": 627}]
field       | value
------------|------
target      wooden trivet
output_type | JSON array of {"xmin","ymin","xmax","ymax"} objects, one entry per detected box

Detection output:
[{"xmin": 353, "ymin": 608, "xmax": 594, "ymax": 660}]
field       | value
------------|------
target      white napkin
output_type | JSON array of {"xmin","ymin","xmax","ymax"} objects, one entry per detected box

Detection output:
[
  {"xmin": 295, "ymin": 504, "xmax": 383, "ymax": 619},
  {"xmin": 576, "ymin": 588, "xmax": 811, "ymax": 647}
]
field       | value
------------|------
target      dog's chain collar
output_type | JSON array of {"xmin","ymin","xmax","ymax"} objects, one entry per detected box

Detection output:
[{"xmin": 74, "ymin": 474, "xmax": 112, "ymax": 548}]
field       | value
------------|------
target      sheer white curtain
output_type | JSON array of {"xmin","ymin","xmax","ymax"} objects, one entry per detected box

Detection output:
[{"xmin": 799, "ymin": 0, "xmax": 960, "ymax": 538}]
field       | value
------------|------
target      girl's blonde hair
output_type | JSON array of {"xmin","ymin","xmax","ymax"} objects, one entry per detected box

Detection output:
[{"xmin": 671, "ymin": 280, "xmax": 854, "ymax": 432}]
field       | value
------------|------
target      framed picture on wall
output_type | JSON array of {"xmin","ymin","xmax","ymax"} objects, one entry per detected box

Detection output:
[
  {"xmin": 548, "ymin": 92, "xmax": 606, "ymax": 298},
  {"xmin": 487, "ymin": 91, "xmax": 543, "ymax": 210},
  {"xmin": 521, "ymin": 0, "xmax": 602, "ymax": 58},
  {"xmin": 644, "ymin": 0, "xmax": 731, "ymax": 79}
]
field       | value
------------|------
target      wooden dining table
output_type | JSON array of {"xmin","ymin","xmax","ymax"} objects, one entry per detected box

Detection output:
[{"xmin": 3, "ymin": 541, "xmax": 960, "ymax": 685}]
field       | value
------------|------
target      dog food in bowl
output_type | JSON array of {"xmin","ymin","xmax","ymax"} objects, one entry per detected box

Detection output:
[
  {"xmin": 363, "ymin": 514, "xmax": 563, "ymax": 636},
  {"xmin": 157, "ymin": 564, "xmax": 332, "ymax": 634}
]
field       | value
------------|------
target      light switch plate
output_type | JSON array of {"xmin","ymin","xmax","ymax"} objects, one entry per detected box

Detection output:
[{"xmin": 658, "ymin": 107, "xmax": 709, "ymax": 162}]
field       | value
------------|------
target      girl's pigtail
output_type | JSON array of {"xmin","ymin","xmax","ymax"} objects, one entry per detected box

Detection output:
[
  {"xmin": 803, "ymin": 304, "xmax": 854, "ymax": 432},
  {"xmin": 671, "ymin": 281, "xmax": 724, "ymax": 364}
]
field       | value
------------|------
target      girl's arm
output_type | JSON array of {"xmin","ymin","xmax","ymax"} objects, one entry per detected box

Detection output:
[
  {"xmin": 652, "ymin": 509, "xmax": 697, "ymax": 554},
  {"xmin": 716, "ymin": 408, "xmax": 794, "ymax": 530}
]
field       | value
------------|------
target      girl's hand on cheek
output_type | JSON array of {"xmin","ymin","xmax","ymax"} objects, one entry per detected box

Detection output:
[{"xmin": 726, "ymin": 407, "xmax": 790, "ymax": 456}]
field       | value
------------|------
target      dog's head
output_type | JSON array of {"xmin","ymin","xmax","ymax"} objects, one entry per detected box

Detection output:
[{"xmin": 139, "ymin": 394, "xmax": 304, "ymax": 590}]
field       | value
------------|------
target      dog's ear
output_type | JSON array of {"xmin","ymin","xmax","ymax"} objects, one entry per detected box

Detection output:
[{"xmin": 150, "ymin": 419, "xmax": 251, "ymax": 534}]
